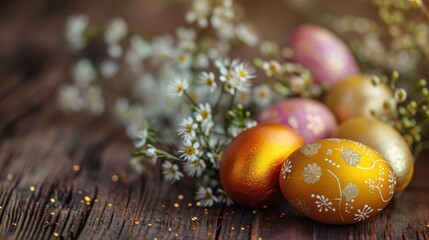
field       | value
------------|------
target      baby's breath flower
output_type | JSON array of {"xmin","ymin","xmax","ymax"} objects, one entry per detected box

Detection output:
[
  {"xmin": 178, "ymin": 117, "xmax": 198, "ymax": 141},
  {"xmin": 185, "ymin": 0, "xmax": 211, "ymax": 28},
  {"xmin": 73, "ymin": 59, "xmax": 96, "ymax": 86},
  {"xmin": 105, "ymin": 17, "xmax": 128, "ymax": 44},
  {"xmin": 82, "ymin": 86, "xmax": 104, "ymax": 116},
  {"xmin": 162, "ymin": 161, "xmax": 184, "ymax": 182},
  {"xmin": 263, "ymin": 60, "xmax": 282, "ymax": 76},
  {"xmin": 179, "ymin": 140, "xmax": 201, "ymax": 161},
  {"xmin": 217, "ymin": 188, "xmax": 233, "ymax": 206},
  {"xmin": 59, "ymin": 85, "xmax": 85, "ymax": 111},
  {"xmin": 65, "ymin": 15, "xmax": 89, "ymax": 51},
  {"xmin": 100, "ymin": 60, "xmax": 118, "ymax": 78},
  {"xmin": 195, "ymin": 186, "xmax": 218, "ymax": 207},
  {"xmin": 394, "ymin": 88, "xmax": 408, "ymax": 103},
  {"xmin": 184, "ymin": 158, "xmax": 207, "ymax": 177},
  {"xmin": 199, "ymin": 72, "xmax": 217, "ymax": 92},
  {"xmin": 168, "ymin": 78, "xmax": 189, "ymax": 97},
  {"xmin": 253, "ymin": 84, "xmax": 272, "ymax": 107},
  {"xmin": 134, "ymin": 129, "xmax": 148, "ymax": 148}
]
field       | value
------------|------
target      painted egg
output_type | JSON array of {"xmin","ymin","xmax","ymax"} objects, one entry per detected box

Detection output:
[
  {"xmin": 289, "ymin": 24, "xmax": 359, "ymax": 88},
  {"xmin": 220, "ymin": 124, "xmax": 304, "ymax": 208},
  {"xmin": 279, "ymin": 138, "xmax": 396, "ymax": 224},
  {"xmin": 334, "ymin": 117, "xmax": 414, "ymax": 194},
  {"xmin": 257, "ymin": 98, "xmax": 337, "ymax": 143},
  {"xmin": 324, "ymin": 74, "xmax": 393, "ymax": 123}
]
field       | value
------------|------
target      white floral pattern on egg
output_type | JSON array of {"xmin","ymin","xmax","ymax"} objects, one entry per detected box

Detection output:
[{"xmin": 279, "ymin": 138, "xmax": 396, "ymax": 224}]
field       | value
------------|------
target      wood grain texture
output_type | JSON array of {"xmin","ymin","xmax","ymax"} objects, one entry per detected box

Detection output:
[{"xmin": 0, "ymin": 0, "xmax": 429, "ymax": 239}]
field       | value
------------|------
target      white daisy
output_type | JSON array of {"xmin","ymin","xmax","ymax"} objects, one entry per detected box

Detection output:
[
  {"xmin": 184, "ymin": 158, "xmax": 207, "ymax": 177},
  {"xmin": 105, "ymin": 17, "xmax": 128, "ymax": 44},
  {"xmin": 82, "ymin": 86, "xmax": 104, "ymax": 116},
  {"xmin": 193, "ymin": 52, "xmax": 209, "ymax": 68},
  {"xmin": 195, "ymin": 187, "xmax": 218, "ymax": 207},
  {"xmin": 175, "ymin": 51, "xmax": 193, "ymax": 69},
  {"xmin": 253, "ymin": 84, "xmax": 272, "ymax": 107},
  {"xmin": 168, "ymin": 78, "xmax": 189, "ymax": 97},
  {"xmin": 262, "ymin": 60, "xmax": 282, "ymax": 76},
  {"xmin": 100, "ymin": 60, "xmax": 118, "ymax": 78},
  {"xmin": 201, "ymin": 119, "xmax": 214, "ymax": 136},
  {"xmin": 214, "ymin": 58, "xmax": 239, "ymax": 73},
  {"xmin": 162, "ymin": 161, "xmax": 184, "ymax": 182},
  {"xmin": 151, "ymin": 35, "xmax": 174, "ymax": 62},
  {"xmin": 207, "ymin": 151, "xmax": 223, "ymax": 169},
  {"xmin": 130, "ymin": 157, "xmax": 145, "ymax": 174},
  {"xmin": 195, "ymin": 103, "xmax": 212, "ymax": 122},
  {"xmin": 178, "ymin": 117, "xmax": 198, "ymax": 141},
  {"xmin": 235, "ymin": 24, "xmax": 259, "ymax": 47},
  {"xmin": 146, "ymin": 146, "xmax": 158, "ymax": 165},
  {"xmin": 234, "ymin": 62, "xmax": 255, "ymax": 81},
  {"xmin": 59, "ymin": 85, "xmax": 85, "ymax": 111},
  {"xmin": 133, "ymin": 129, "xmax": 148, "ymax": 148},
  {"xmin": 108, "ymin": 44, "xmax": 123, "ymax": 59},
  {"xmin": 185, "ymin": 0, "xmax": 211, "ymax": 28},
  {"xmin": 179, "ymin": 140, "xmax": 201, "ymax": 161},
  {"xmin": 72, "ymin": 59, "xmax": 96, "ymax": 86},
  {"xmin": 125, "ymin": 37, "xmax": 152, "ymax": 70},
  {"xmin": 217, "ymin": 188, "xmax": 233, "ymax": 206},
  {"xmin": 177, "ymin": 27, "xmax": 197, "ymax": 51},
  {"xmin": 65, "ymin": 15, "xmax": 89, "ymax": 51},
  {"xmin": 199, "ymin": 72, "xmax": 217, "ymax": 92}
]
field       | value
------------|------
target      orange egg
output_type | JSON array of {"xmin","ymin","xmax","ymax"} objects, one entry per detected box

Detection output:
[
  {"xmin": 279, "ymin": 138, "xmax": 396, "ymax": 224},
  {"xmin": 324, "ymin": 74, "xmax": 392, "ymax": 123},
  {"xmin": 220, "ymin": 124, "xmax": 304, "ymax": 208}
]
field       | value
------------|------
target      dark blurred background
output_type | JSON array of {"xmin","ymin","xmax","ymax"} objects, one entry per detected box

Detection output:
[{"xmin": 0, "ymin": 0, "xmax": 378, "ymax": 74}]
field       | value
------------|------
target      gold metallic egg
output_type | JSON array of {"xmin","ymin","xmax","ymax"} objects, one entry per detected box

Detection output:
[
  {"xmin": 220, "ymin": 124, "xmax": 304, "ymax": 208},
  {"xmin": 279, "ymin": 138, "xmax": 396, "ymax": 224},
  {"xmin": 324, "ymin": 74, "xmax": 393, "ymax": 123},
  {"xmin": 334, "ymin": 117, "xmax": 414, "ymax": 193}
]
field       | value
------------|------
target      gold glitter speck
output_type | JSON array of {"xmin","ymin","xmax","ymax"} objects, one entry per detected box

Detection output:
[
  {"xmin": 111, "ymin": 175, "xmax": 119, "ymax": 182},
  {"xmin": 50, "ymin": 198, "xmax": 56, "ymax": 203},
  {"xmin": 84, "ymin": 196, "xmax": 91, "ymax": 202},
  {"xmin": 29, "ymin": 186, "xmax": 35, "ymax": 192},
  {"xmin": 174, "ymin": 203, "xmax": 180, "ymax": 208},
  {"xmin": 108, "ymin": 203, "xmax": 113, "ymax": 207},
  {"xmin": 178, "ymin": 195, "xmax": 184, "ymax": 200},
  {"xmin": 73, "ymin": 165, "xmax": 80, "ymax": 172}
]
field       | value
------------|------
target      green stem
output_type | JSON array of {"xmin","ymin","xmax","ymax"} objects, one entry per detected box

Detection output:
[
  {"xmin": 213, "ymin": 85, "xmax": 225, "ymax": 114},
  {"xmin": 184, "ymin": 91, "xmax": 198, "ymax": 107}
]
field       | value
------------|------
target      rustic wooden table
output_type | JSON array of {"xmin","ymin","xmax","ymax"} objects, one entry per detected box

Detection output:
[{"xmin": 1, "ymin": 0, "xmax": 429, "ymax": 239}]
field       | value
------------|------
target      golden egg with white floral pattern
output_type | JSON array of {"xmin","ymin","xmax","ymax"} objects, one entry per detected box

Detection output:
[{"xmin": 279, "ymin": 138, "xmax": 396, "ymax": 224}]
